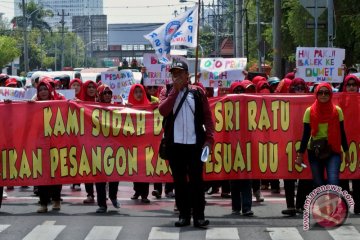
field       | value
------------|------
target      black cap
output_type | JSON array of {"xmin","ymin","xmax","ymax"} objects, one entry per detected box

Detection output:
[{"xmin": 170, "ymin": 60, "xmax": 188, "ymax": 72}]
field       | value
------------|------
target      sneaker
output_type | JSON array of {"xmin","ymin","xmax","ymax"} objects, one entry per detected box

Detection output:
[
  {"xmin": 242, "ymin": 210, "xmax": 254, "ymax": 216},
  {"xmin": 110, "ymin": 199, "xmax": 121, "ymax": 208},
  {"xmin": 131, "ymin": 193, "xmax": 140, "ymax": 200},
  {"xmin": 231, "ymin": 210, "xmax": 240, "ymax": 215},
  {"xmin": 207, "ymin": 187, "xmax": 219, "ymax": 195},
  {"xmin": 254, "ymin": 190, "xmax": 264, "ymax": 202},
  {"xmin": 165, "ymin": 192, "xmax": 175, "ymax": 198},
  {"xmin": 296, "ymin": 208, "xmax": 304, "ymax": 214},
  {"xmin": 37, "ymin": 205, "xmax": 48, "ymax": 213},
  {"xmin": 52, "ymin": 201, "xmax": 61, "ymax": 211},
  {"xmin": 83, "ymin": 196, "xmax": 95, "ymax": 204},
  {"xmin": 281, "ymin": 208, "xmax": 296, "ymax": 216},
  {"xmin": 221, "ymin": 193, "xmax": 231, "ymax": 198},
  {"xmin": 271, "ymin": 188, "xmax": 280, "ymax": 194},
  {"xmin": 6, "ymin": 186, "xmax": 14, "ymax": 191},
  {"xmin": 71, "ymin": 185, "xmax": 81, "ymax": 191},
  {"xmin": 2, "ymin": 191, "xmax": 7, "ymax": 199},
  {"xmin": 152, "ymin": 190, "xmax": 161, "ymax": 199},
  {"xmin": 141, "ymin": 198, "xmax": 150, "ymax": 204},
  {"xmin": 174, "ymin": 203, "xmax": 179, "ymax": 212},
  {"xmin": 96, "ymin": 206, "xmax": 107, "ymax": 213}
]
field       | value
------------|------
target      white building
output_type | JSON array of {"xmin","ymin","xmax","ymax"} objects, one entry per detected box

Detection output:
[{"xmin": 14, "ymin": 0, "xmax": 103, "ymax": 30}]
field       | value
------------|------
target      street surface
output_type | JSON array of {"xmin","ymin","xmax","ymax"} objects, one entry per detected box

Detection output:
[{"xmin": 0, "ymin": 182, "xmax": 359, "ymax": 240}]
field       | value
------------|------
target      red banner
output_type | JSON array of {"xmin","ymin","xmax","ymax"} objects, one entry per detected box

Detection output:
[{"xmin": 0, "ymin": 93, "xmax": 359, "ymax": 186}]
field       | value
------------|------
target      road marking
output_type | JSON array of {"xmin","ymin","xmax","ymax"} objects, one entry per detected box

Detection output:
[
  {"xmin": 22, "ymin": 225, "xmax": 66, "ymax": 240},
  {"xmin": 84, "ymin": 226, "xmax": 122, "ymax": 240},
  {"xmin": 148, "ymin": 227, "xmax": 180, "ymax": 240},
  {"xmin": 267, "ymin": 227, "xmax": 303, "ymax": 240},
  {"xmin": 0, "ymin": 224, "xmax": 10, "ymax": 233},
  {"xmin": 328, "ymin": 225, "xmax": 360, "ymax": 240},
  {"xmin": 206, "ymin": 227, "xmax": 239, "ymax": 240},
  {"xmin": 42, "ymin": 221, "xmax": 56, "ymax": 225}
]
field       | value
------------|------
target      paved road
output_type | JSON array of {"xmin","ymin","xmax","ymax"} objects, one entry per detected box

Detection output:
[{"xmin": 0, "ymin": 183, "xmax": 359, "ymax": 240}]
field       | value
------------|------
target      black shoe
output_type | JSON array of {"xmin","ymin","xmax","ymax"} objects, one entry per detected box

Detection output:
[
  {"xmin": 281, "ymin": 208, "xmax": 297, "ymax": 216},
  {"xmin": 193, "ymin": 219, "xmax": 209, "ymax": 228},
  {"xmin": 221, "ymin": 193, "xmax": 231, "ymax": 198},
  {"xmin": 131, "ymin": 193, "xmax": 140, "ymax": 200},
  {"xmin": 96, "ymin": 206, "xmax": 107, "ymax": 213},
  {"xmin": 152, "ymin": 190, "xmax": 161, "ymax": 199},
  {"xmin": 242, "ymin": 210, "xmax": 254, "ymax": 216},
  {"xmin": 174, "ymin": 218, "xmax": 191, "ymax": 227},
  {"xmin": 141, "ymin": 198, "xmax": 150, "ymax": 204}
]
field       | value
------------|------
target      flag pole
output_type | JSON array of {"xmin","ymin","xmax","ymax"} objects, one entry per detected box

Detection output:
[{"xmin": 194, "ymin": 0, "xmax": 201, "ymax": 83}]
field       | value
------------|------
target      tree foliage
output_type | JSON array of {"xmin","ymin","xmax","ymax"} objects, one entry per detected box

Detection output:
[{"xmin": 0, "ymin": 36, "xmax": 21, "ymax": 69}]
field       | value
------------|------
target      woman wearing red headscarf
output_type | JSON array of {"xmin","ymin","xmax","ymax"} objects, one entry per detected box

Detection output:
[
  {"xmin": 282, "ymin": 77, "xmax": 312, "ymax": 216},
  {"xmin": 69, "ymin": 78, "xmax": 83, "ymax": 100},
  {"xmin": 341, "ymin": 74, "xmax": 360, "ymax": 93},
  {"xmin": 340, "ymin": 75, "xmax": 360, "ymax": 214},
  {"xmin": 80, "ymin": 80, "xmax": 98, "ymax": 204},
  {"xmin": 36, "ymin": 81, "xmax": 63, "ymax": 213},
  {"xmin": 128, "ymin": 84, "xmax": 151, "ymax": 203},
  {"xmin": 296, "ymin": 83, "xmax": 350, "ymax": 188},
  {"xmin": 275, "ymin": 78, "xmax": 292, "ymax": 93},
  {"xmin": 94, "ymin": 85, "xmax": 121, "ymax": 213},
  {"xmin": 256, "ymin": 81, "xmax": 271, "ymax": 93}
]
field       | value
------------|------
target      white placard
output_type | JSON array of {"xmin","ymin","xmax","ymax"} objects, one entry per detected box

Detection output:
[
  {"xmin": 295, "ymin": 47, "xmax": 345, "ymax": 83},
  {"xmin": 142, "ymin": 53, "xmax": 187, "ymax": 86},
  {"xmin": 199, "ymin": 58, "xmax": 247, "ymax": 88},
  {"xmin": 101, "ymin": 70, "xmax": 135, "ymax": 102}
]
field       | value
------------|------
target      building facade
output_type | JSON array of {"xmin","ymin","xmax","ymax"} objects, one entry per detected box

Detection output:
[{"xmin": 14, "ymin": 0, "xmax": 103, "ymax": 29}]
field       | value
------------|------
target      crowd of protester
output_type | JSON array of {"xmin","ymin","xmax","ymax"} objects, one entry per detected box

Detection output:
[{"xmin": 0, "ymin": 64, "xmax": 359, "ymax": 226}]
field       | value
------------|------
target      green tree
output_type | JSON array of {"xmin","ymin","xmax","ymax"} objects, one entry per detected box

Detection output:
[
  {"xmin": 0, "ymin": 36, "xmax": 21, "ymax": 69},
  {"xmin": 11, "ymin": 0, "xmax": 53, "ymax": 33}
]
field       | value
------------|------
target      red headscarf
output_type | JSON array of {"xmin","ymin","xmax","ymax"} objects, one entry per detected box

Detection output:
[
  {"xmin": 69, "ymin": 78, "xmax": 83, "ymax": 99},
  {"xmin": 240, "ymin": 80, "xmax": 256, "ymax": 93},
  {"xmin": 285, "ymin": 72, "xmax": 295, "ymax": 80},
  {"xmin": 38, "ymin": 78, "xmax": 65, "ymax": 100},
  {"xmin": 256, "ymin": 81, "xmax": 270, "ymax": 93},
  {"xmin": 81, "ymin": 80, "xmax": 97, "ymax": 102},
  {"xmin": 342, "ymin": 74, "xmax": 360, "ymax": 92},
  {"xmin": 289, "ymin": 77, "xmax": 309, "ymax": 93},
  {"xmin": 5, "ymin": 78, "xmax": 18, "ymax": 87},
  {"xmin": 310, "ymin": 83, "xmax": 341, "ymax": 153},
  {"xmin": 128, "ymin": 84, "xmax": 151, "ymax": 105},
  {"xmin": 252, "ymin": 76, "xmax": 267, "ymax": 86},
  {"xmin": 229, "ymin": 82, "xmax": 244, "ymax": 93},
  {"xmin": 275, "ymin": 78, "xmax": 292, "ymax": 93}
]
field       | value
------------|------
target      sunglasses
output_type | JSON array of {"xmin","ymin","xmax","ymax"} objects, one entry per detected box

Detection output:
[
  {"xmin": 103, "ymin": 91, "xmax": 112, "ymax": 95},
  {"xmin": 347, "ymin": 83, "xmax": 358, "ymax": 87},
  {"xmin": 147, "ymin": 86, "xmax": 158, "ymax": 90},
  {"xmin": 317, "ymin": 90, "xmax": 331, "ymax": 96},
  {"xmin": 292, "ymin": 86, "xmax": 305, "ymax": 91}
]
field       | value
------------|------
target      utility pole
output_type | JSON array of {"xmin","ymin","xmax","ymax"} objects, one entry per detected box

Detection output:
[
  {"xmin": 234, "ymin": 0, "xmax": 243, "ymax": 57},
  {"xmin": 256, "ymin": 0, "xmax": 261, "ymax": 72},
  {"xmin": 22, "ymin": 0, "xmax": 29, "ymax": 72},
  {"xmin": 58, "ymin": 9, "xmax": 69, "ymax": 70},
  {"xmin": 327, "ymin": 0, "xmax": 334, "ymax": 47},
  {"xmin": 273, "ymin": 0, "xmax": 282, "ymax": 77}
]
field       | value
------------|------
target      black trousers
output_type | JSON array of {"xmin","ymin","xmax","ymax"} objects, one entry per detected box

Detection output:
[
  {"xmin": 0, "ymin": 187, "xmax": 2, "ymax": 208},
  {"xmin": 352, "ymin": 180, "xmax": 360, "ymax": 212},
  {"xmin": 85, "ymin": 183, "xmax": 94, "ymax": 197},
  {"xmin": 169, "ymin": 143, "xmax": 205, "ymax": 221},
  {"xmin": 95, "ymin": 182, "xmax": 119, "ymax": 208},
  {"xmin": 133, "ymin": 182, "xmax": 149, "ymax": 198},
  {"xmin": 284, "ymin": 179, "xmax": 313, "ymax": 209},
  {"xmin": 154, "ymin": 183, "xmax": 174, "ymax": 195},
  {"xmin": 38, "ymin": 185, "xmax": 62, "ymax": 205}
]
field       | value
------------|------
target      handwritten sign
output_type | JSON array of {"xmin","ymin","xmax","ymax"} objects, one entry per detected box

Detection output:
[
  {"xmin": 101, "ymin": 70, "xmax": 135, "ymax": 102},
  {"xmin": 143, "ymin": 53, "xmax": 187, "ymax": 86},
  {"xmin": 199, "ymin": 58, "xmax": 247, "ymax": 88},
  {"xmin": 295, "ymin": 47, "xmax": 345, "ymax": 82}
]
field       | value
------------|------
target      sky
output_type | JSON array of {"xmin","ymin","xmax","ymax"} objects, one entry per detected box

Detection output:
[{"xmin": 0, "ymin": 0, "xmax": 205, "ymax": 24}]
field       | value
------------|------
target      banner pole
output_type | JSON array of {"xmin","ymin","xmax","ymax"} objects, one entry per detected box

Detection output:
[{"xmin": 194, "ymin": 0, "xmax": 201, "ymax": 83}]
